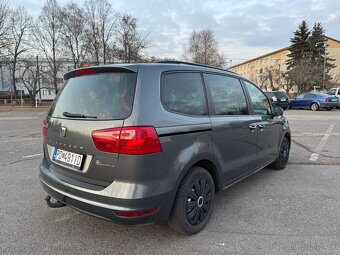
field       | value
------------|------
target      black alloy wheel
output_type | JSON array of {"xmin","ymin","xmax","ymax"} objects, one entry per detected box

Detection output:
[
  {"xmin": 269, "ymin": 137, "xmax": 290, "ymax": 170},
  {"xmin": 168, "ymin": 167, "xmax": 215, "ymax": 235}
]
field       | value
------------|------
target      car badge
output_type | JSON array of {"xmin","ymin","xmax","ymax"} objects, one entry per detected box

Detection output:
[{"xmin": 60, "ymin": 126, "xmax": 67, "ymax": 138}]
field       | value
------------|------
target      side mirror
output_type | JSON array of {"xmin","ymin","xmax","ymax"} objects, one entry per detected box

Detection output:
[{"xmin": 273, "ymin": 106, "xmax": 284, "ymax": 116}]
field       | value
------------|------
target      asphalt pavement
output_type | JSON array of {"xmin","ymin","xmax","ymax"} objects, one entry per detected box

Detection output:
[{"xmin": 0, "ymin": 109, "xmax": 339, "ymax": 255}]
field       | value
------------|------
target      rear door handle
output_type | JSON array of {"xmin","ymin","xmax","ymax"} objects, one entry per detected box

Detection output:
[
  {"xmin": 249, "ymin": 124, "xmax": 257, "ymax": 130},
  {"xmin": 258, "ymin": 124, "xmax": 265, "ymax": 129}
]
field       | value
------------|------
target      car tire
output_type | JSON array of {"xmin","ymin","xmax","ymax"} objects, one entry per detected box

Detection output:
[
  {"xmin": 269, "ymin": 137, "xmax": 290, "ymax": 170},
  {"xmin": 310, "ymin": 103, "xmax": 319, "ymax": 111},
  {"xmin": 168, "ymin": 167, "xmax": 215, "ymax": 235}
]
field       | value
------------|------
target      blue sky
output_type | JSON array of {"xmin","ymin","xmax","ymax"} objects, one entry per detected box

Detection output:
[{"xmin": 13, "ymin": 0, "xmax": 340, "ymax": 65}]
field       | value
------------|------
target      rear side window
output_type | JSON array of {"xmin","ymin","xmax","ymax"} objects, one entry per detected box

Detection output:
[
  {"xmin": 162, "ymin": 72, "xmax": 207, "ymax": 115},
  {"xmin": 50, "ymin": 73, "xmax": 136, "ymax": 120},
  {"xmin": 304, "ymin": 93, "xmax": 317, "ymax": 99},
  {"xmin": 204, "ymin": 74, "xmax": 248, "ymax": 115}
]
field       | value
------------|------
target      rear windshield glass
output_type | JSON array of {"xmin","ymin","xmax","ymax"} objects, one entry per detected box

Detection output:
[
  {"xmin": 50, "ymin": 72, "xmax": 137, "ymax": 120},
  {"xmin": 274, "ymin": 92, "xmax": 288, "ymax": 98}
]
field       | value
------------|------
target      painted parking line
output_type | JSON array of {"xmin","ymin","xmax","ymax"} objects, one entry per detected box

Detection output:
[
  {"xmin": 23, "ymin": 153, "xmax": 43, "ymax": 159},
  {"xmin": 0, "ymin": 117, "xmax": 40, "ymax": 121},
  {"xmin": 310, "ymin": 124, "xmax": 334, "ymax": 161},
  {"xmin": 0, "ymin": 137, "xmax": 41, "ymax": 143}
]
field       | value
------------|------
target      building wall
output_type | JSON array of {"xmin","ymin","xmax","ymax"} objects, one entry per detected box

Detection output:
[
  {"xmin": 328, "ymin": 39, "xmax": 340, "ymax": 84},
  {"xmin": 230, "ymin": 37, "xmax": 340, "ymax": 91}
]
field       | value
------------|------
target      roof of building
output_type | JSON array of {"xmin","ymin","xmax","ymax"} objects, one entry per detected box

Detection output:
[{"xmin": 230, "ymin": 36, "xmax": 340, "ymax": 69}]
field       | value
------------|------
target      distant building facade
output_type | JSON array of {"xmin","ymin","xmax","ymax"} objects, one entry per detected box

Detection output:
[
  {"xmin": 230, "ymin": 36, "xmax": 340, "ymax": 92},
  {"xmin": 0, "ymin": 58, "xmax": 76, "ymax": 100}
]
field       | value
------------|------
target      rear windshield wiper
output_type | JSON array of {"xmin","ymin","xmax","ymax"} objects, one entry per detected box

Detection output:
[{"xmin": 63, "ymin": 112, "xmax": 97, "ymax": 119}]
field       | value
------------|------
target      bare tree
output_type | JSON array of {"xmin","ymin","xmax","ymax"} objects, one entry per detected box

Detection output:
[
  {"xmin": 184, "ymin": 29, "xmax": 225, "ymax": 68},
  {"xmin": 0, "ymin": 0, "xmax": 10, "ymax": 53},
  {"xmin": 59, "ymin": 3, "xmax": 86, "ymax": 69},
  {"xmin": 84, "ymin": 0, "xmax": 118, "ymax": 65},
  {"xmin": 18, "ymin": 57, "xmax": 44, "ymax": 105},
  {"xmin": 115, "ymin": 14, "xmax": 150, "ymax": 63},
  {"xmin": 279, "ymin": 71, "xmax": 295, "ymax": 95},
  {"xmin": 7, "ymin": 7, "xmax": 33, "ymax": 99},
  {"xmin": 32, "ymin": 0, "xmax": 63, "ymax": 94},
  {"xmin": 258, "ymin": 67, "xmax": 281, "ymax": 91}
]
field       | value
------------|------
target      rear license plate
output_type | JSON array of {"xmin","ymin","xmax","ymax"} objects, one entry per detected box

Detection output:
[
  {"xmin": 53, "ymin": 148, "xmax": 83, "ymax": 169},
  {"xmin": 281, "ymin": 98, "xmax": 287, "ymax": 101},
  {"xmin": 331, "ymin": 99, "xmax": 337, "ymax": 102}
]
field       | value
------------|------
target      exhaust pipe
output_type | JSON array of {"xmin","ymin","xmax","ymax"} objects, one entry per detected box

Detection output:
[{"xmin": 44, "ymin": 195, "xmax": 66, "ymax": 208}]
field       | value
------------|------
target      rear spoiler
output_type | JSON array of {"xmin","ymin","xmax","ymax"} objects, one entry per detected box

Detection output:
[{"xmin": 64, "ymin": 66, "xmax": 137, "ymax": 80}]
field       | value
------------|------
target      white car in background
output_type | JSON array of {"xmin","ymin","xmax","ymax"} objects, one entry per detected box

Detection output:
[{"xmin": 327, "ymin": 88, "xmax": 340, "ymax": 108}]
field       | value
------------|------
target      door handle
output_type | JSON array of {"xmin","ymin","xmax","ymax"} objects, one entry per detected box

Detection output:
[
  {"xmin": 249, "ymin": 124, "xmax": 257, "ymax": 130},
  {"xmin": 258, "ymin": 124, "xmax": 265, "ymax": 129}
]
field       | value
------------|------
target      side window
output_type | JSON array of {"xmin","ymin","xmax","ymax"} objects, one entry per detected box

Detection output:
[
  {"xmin": 304, "ymin": 93, "xmax": 316, "ymax": 99},
  {"xmin": 296, "ymin": 94, "xmax": 304, "ymax": 99},
  {"xmin": 162, "ymin": 72, "xmax": 207, "ymax": 115},
  {"xmin": 244, "ymin": 81, "xmax": 271, "ymax": 115},
  {"xmin": 204, "ymin": 74, "xmax": 248, "ymax": 115},
  {"xmin": 337, "ymin": 90, "xmax": 340, "ymax": 96},
  {"xmin": 328, "ymin": 89, "xmax": 336, "ymax": 96}
]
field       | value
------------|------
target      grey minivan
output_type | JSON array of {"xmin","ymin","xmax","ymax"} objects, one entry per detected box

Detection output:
[{"xmin": 40, "ymin": 61, "xmax": 291, "ymax": 234}]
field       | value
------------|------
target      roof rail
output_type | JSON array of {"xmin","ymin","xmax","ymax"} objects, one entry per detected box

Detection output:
[{"xmin": 155, "ymin": 60, "xmax": 238, "ymax": 74}]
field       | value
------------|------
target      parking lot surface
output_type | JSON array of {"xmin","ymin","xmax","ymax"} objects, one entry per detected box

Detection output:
[{"xmin": 0, "ymin": 110, "xmax": 339, "ymax": 255}]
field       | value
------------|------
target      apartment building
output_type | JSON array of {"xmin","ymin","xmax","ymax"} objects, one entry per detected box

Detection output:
[{"xmin": 230, "ymin": 36, "xmax": 340, "ymax": 92}]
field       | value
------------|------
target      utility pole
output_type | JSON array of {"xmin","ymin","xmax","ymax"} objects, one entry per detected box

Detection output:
[
  {"xmin": 322, "ymin": 42, "xmax": 326, "ymax": 90},
  {"xmin": 36, "ymin": 56, "xmax": 41, "ymax": 101},
  {"xmin": 316, "ymin": 41, "xmax": 327, "ymax": 90}
]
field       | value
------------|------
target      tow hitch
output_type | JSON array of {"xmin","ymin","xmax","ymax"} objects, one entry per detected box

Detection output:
[{"xmin": 44, "ymin": 195, "xmax": 66, "ymax": 208}]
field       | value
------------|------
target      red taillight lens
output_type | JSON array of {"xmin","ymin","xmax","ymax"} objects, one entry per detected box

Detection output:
[
  {"xmin": 92, "ymin": 127, "xmax": 162, "ymax": 155},
  {"xmin": 324, "ymin": 98, "xmax": 329, "ymax": 102},
  {"xmin": 91, "ymin": 128, "xmax": 121, "ymax": 153},
  {"xmin": 74, "ymin": 69, "xmax": 96, "ymax": 77},
  {"xmin": 42, "ymin": 119, "xmax": 48, "ymax": 141},
  {"xmin": 114, "ymin": 208, "xmax": 159, "ymax": 218}
]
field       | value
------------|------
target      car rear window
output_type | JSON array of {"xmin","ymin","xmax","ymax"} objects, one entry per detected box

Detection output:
[
  {"xmin": 50, "ymin": 72, "xmax": 137, "ymax": 120},
  {"xmin": 274, "ymin": 92, "xmax": 288, "ymax": 98}
]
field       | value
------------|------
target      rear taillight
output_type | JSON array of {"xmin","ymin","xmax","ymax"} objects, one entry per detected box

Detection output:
[
  {"xmin": 92, "ymin": 126, "xmax": 162, "ymax": 155},
  {"xmin": 42, "ymin": 119, "xmax": 48, "ymax": 141},
  {"xmin": 324, "ymin": 98, "xmax": 329, "ymax": 102}
]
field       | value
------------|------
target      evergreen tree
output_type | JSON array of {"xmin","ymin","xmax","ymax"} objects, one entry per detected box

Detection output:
[
  {"xmin": 309, "ymin": 22, "xmax": 336, "ymax": 87},
  {"xmin": 286, "ymin": 20, "xmax": 310, "ymax": 70},
  {"xmin": 286, "ymin": 21, "xmax": 336, "ymax": 91}
]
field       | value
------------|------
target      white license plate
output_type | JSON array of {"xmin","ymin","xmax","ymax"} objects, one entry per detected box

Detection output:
[
  {"xmin": 53, "ymin": 148, "xmax": 83, "ymax": 169},
  {"xmin": 331, "ymin": 99, "xmax": 337, "ymax": 102},
  {"xmin": 281, "ymin": 98, "xmax": 287, "ymax": 101}
]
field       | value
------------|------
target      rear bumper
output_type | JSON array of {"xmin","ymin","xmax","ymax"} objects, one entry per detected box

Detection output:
[
  {"xmin": 273, "ymin": 101, "xmax": 289, "ymax": 109},
  {"xmin": 39, "ymin": 162, "xmax": 175, "ymax": 225},
  {"xmin": 319, "ymin": 102, "xmax": 340, "ymax": 108}
]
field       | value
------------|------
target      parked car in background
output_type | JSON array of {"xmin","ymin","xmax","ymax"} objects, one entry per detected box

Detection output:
[
  {"xmin": 264, "ymin": 91, "xmax": 289, "ymax": 110},
  {"xmin": 39, "ymin": 61, "xmax": 291, "ymax": 235},
  {"xmin": 289, "ymin": 92, "xmax": 340, "ymax": 111},
  {"xmin": 327, "ymin": 88, "xmax": 340, "ymax": 108}
]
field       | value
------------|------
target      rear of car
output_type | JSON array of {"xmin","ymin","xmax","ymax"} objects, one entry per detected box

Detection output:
[
  {"xmin": 316, "ymin": 93, "xmax": 340, "ymax": 109},
  {"xmin": 40, "ymin": 65, "xmax": 174, "ymax": 224},
  {"xmin": 264, "ymin": 91, "xmax": 289, "ymax": 110}
]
